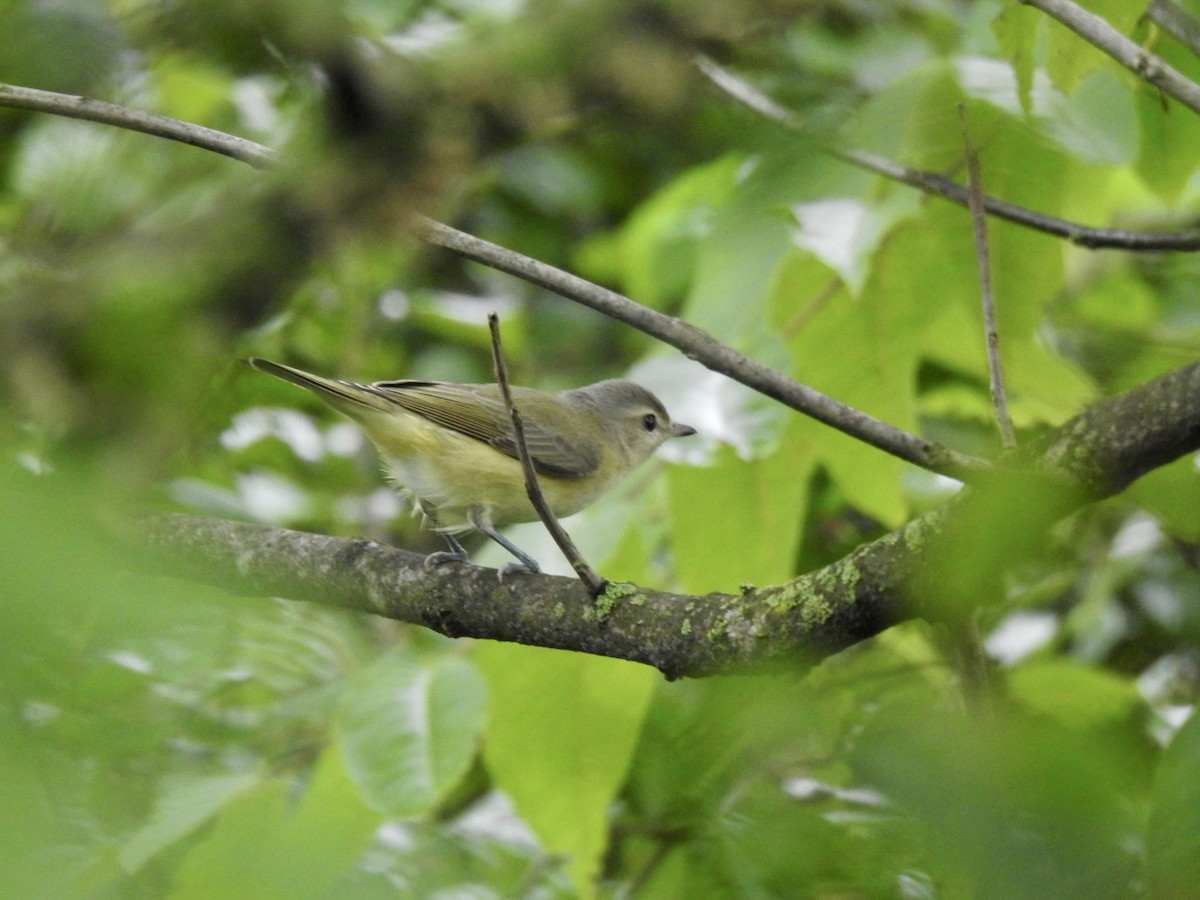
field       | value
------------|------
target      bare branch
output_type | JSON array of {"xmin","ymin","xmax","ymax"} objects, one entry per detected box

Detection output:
[
  {"xmin": 837, "ymin": 147, "xmax": 1200, "ymax": 252},
  {"xmin": 958, "ymin": 104, "xmax": 1015, "ymax": 450},
  {"xmin": 1022, "ymin": 0, "xmax": 1200, "ymax": 116},
  {"xmin": 694, "ymin": 54, "xmax": 801, "ymax": 127},
  {"xmin": 694, "ymin": 55, "xmax": 1200, "ymax": 252},
  {"xmin": 0, "ymin": 82, "xmax": 279, "ymax": 168},
  {"xmin": 414, "ymin": 216, "xmax": 989, "ymax": 480},
  {"xmin": 1148, "ymin": 0, "xmax": 1200, "ymax": 59},
  {"xmin": 6, "ymin": 72, "xmax": 1198, "ymax": 255},
  {"xmin": 486, "ymin": 313, "xmax": 607, "ymax": 595}
]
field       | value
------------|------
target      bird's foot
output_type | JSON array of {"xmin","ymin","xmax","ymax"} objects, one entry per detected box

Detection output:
[
  {"xmin": 424, "ymin": 549, "xmax": 468, "ymax": 569},
  {"xmin": 497, "ymin": 560, "xmax": 541, "ymax": 582}
]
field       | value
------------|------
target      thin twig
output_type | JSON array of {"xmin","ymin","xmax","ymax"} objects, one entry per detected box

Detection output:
[
  {"xmin": 694, "ymin": 55, "xmax": 801, "ymax": 127},
  {"xmin": 422, "ymin": 218, "xmax": 989, "ymax": 480},
  {"xmin": 835, "ymin": 147, "xmax": 1200, "ymax": 251},
  {"xmin": 5, "ymin": 76, "xmax": 1199, "ymax": 254},
  {"xmin": 486, "ymin": 313, "xmax": 608, "ymax": 596},
  {"xmin": 693, "ymin": 56, "xmax": 1200, "ymax": 252},
  {"xmin": 1022, "ymin": 0, "xmax": 1200, "ymax": 115},
  {"xmin": 958, "ymin": 104, "xmax": 1016, "ymax": 450},
  {"xmin": 1148, "ymin": 0, "xmax": 1200, "ymax": 59},
  {"xmin": 0, "ymin": 82, "xmax": 279, "ymax": 168}
]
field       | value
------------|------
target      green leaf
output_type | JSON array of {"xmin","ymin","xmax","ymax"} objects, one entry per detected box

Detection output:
[
  {"xmin": 474, "ymin": 644, "xmax": 657, "ymax": 898},
  {"xmin": 169, "ymin": 747, "xmax": 380, "ymax": 900},
  {"xmin": 1043, "ymin": 0, "xmax": 1141, "ymax": 95},
  {"xmin": 1135, "ymin": 35, "xmax": 1200, "ymax": 202},
  {"xmin": 683, "ymin": 147, "xmax": 858, "ymax": 361},
  {"xmin": 667, "ymin": 427, "xmax": 816, "ymax": 593},
  {"xmin": 850, "ymin": 61, "xmax": 965, "ymax": 170},
  {"xmin": 774, "ymin": 204, "xmax": 969, "ymax": 525},
  {"xmin": 992, "ymin": 3, "xmax": 1042, "ymax": 113},
  {"xmin": 1126, "ymin": 457, "xmax": 1200, "ymax": 542},
  {"xmin": 120, "ymin": 772, "xmax": 263, "ymax": 873},
  {"xmin": 0, "ymin": 718, "xmax": 96, "ymax": 899},
  {"xmin": 1147, "ymin": 710, "xmax": 1200, "ymax": 898},
  {"xmin": 1071, "ymin": 269, "xmax": 1158, "ymax": 331},
  {"xmin": 788, "ymin": 190, "xmax": 921, "ymax": 297},
  {"xmin": 1007, "ymin": 660, "xmax": 1142, "ymax": 730},
  {"xmin": 604, "ymin": 154, "xmax": 743, "ymax": 308},
  {"xmin": 1051, "ymin": 70, "xmax": 1138, "ymax": 166},
  {"xmin": 955, "ymin": 56, "xmax": 1137, "ymax": 167},
  {"xmin": 852, "ymin": 706, "xmax": 1142, "ymax": 900},
  {"xmin": 280, "ymin": 743, "xmax": 382, "ymax": 892},
  {"xmin": 337, "ymin": 652, "xmax": 486, "ymax": 817},
  {"xmin": 169, "ymin": 780, "xmax": 289, "ymax": 900}
]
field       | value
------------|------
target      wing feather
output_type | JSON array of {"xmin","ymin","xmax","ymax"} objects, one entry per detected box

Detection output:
[{"xmin": 372, "ymin": 381, "xmax": 600, "ymax": 478}]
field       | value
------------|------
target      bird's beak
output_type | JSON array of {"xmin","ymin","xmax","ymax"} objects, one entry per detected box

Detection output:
[{"xmin": 671, "ymin": 422, "xmax": 697, "ymax": 438}]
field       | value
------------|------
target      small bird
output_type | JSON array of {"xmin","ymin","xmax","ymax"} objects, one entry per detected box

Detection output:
[{"xmin": 248, "ymin": 358, "xmax": 696, "ymax": 574}]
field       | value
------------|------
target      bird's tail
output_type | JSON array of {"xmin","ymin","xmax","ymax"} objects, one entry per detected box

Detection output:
[{"xmin": 247, "ymin": 358, "xmax": 395, "ymax": 416}]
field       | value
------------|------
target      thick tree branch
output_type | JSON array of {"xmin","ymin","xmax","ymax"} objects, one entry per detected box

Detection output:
[
  {"xmin": 1022, "ymin": 0, "xmax": 1200, "ymax": 116},
  {"xmin": 143, "ymin": 360, "xmax": 1200, "ymax": 678}
]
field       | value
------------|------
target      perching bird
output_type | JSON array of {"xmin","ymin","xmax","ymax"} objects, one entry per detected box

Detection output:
[{"xmin": 249, "ymin": 358, "xmax": 695, "ymax": 574}]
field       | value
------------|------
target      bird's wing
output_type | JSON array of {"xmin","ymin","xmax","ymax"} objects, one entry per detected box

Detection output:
[{"xmin": 372, "ymin": 381, "xmax": 600, "ymax": 478}]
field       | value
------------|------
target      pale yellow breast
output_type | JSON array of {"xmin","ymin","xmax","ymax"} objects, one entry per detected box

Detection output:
[{"xmin": 358, "ymin": 407, "xmax": 615, "ymax": 532}]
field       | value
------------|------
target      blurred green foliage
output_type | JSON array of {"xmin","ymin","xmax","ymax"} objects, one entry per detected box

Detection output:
[{"xmin": 3, "ymin": 0, "xmax": 1200, "ymax": 896}]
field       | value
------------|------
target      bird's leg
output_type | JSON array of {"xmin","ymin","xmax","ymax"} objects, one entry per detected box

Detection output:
[
  {"xmin": 418, "ymin": 501, "xmax": 470, "ymax": 568},
  {"xmin": 468, "ymin": 509, "xmax": 542, "ymax": 578}
]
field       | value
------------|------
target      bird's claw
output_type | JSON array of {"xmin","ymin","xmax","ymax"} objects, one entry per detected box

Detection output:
[
  {"xmin": 424, "ymin": 550, "xmax": 468, "ymax": 569},
  {"xmin": 497, "ymin": 560, "xmax": 540, "ymax": 582}
]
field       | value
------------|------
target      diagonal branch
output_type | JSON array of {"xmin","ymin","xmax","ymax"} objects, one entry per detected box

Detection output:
[
  {"xmin": 142, "ymin": 359, "xmax": 1200, "ymax": 679},
  {"xmin": 0, "ymin": 82, "xmax": 279, "ymax": 168},
  {"xmin": 1148, "ymin": 0, "xmax": 1200, "ymax": 59},
  {"xmin": 693, "ymin": 55, "xmax": 1200, "ymax": 252},
  {"xmin": 413, "ymin": 217, "xmax": 988, "ymax": 479},
  {"xmin": 1022, "ymin": 0, "xmax": 1200, "ymax": 115}
]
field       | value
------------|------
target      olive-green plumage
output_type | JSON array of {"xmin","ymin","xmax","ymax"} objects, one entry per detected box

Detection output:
[{"xmin": 248, "ymin": 357, "xmax": 695, "ymax": 573}]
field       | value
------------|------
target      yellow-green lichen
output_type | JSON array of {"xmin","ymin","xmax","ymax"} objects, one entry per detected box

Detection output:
[
  {"xmin": 834, "ymin": 557, "xmax": 861, "ymax": 595},
  {"xmin": 800, "ymin": 589, "xmax": 834, "ymax": 627},
  {"xmin": 759, "ymin": 571, "xmax": 837, "ymax": 626},
  {"xmin": 553, "ymin": 601, "xmax": 565, "ymax": 619},
  {"xmin": 681, "ymin": 618, "xmax": 692, "ymax": 636},
  {"xmin": 761, "ymin": 579, "xmax": 803, "ymax": 610},
  {"xmin": 594, "ymin": 580, "xmax": 637, "ymax": 619},
  {"xmin": 901, "ymin": 509, "xmax": 946, "ymax": 554}
]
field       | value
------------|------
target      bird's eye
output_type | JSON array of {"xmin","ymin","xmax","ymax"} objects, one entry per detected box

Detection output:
[{"xmin": 642, "ymin": 413, "xmax": 658, "ymax": 432}]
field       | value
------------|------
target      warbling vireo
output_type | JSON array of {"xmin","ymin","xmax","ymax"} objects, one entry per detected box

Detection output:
[{"xmin": 248, "ymin": 358, "xmax": 696, "ymax": 574}]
